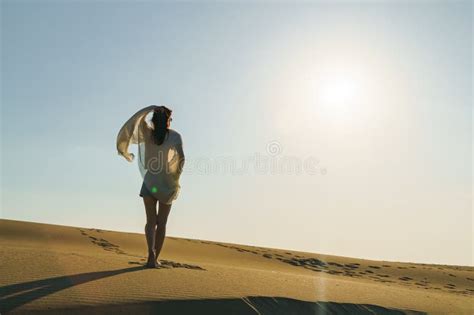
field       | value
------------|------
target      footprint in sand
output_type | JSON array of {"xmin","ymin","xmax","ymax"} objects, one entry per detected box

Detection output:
[
  {"xmin": 78, "ymin": 229, "xmax": 128, "ymax": 255},
  {"xmin": 399, "ymin": 276, "xmax": 413, "ymax": 281},
  {"xmin": 128, "ymin": 260, "xmax": 206, "ymax": 270},
  {"xmin": 88, "ymin": 228, "xmax": 104, "ymax": 233},
  {"xmin": 328, "ymin": 262, "xmax": 344, "ymax": 267},
  {"xmin": 342, "ymin": 271, "xmax": 361, "ymax": 278},
  {"xmin": 213, "ymin": 243, "xmax": 260, "ymax": 256},
  {"xmin": 88, "ymin": 236, "xmax": 126, "ymax": 255},
  {"xmin": 285, "ymin": 257, "xmax": 328, "ymax": 268},
  {"xmin": 344, "ymin": 263, "xmax": 360, "ymax": 269}
]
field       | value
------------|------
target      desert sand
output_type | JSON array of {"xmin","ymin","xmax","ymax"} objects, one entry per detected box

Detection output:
[{"xmin": 0, "ymin": 219, "xmax": 472, "ymax": 314}]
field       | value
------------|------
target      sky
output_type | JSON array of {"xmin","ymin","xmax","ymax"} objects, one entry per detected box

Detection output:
[{"xmin": 1, "ymin": 0, "xmax": 472, "ymax": 266}]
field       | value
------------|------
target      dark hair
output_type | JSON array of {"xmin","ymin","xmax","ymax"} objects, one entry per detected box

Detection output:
[{"xmin": 150, "ymin": 106, "xmax": 172, "ymax": 145}]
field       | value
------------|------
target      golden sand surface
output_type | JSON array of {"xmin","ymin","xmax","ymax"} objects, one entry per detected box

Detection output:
[{"xmin": 0, "ymin": 219, "xmax": 472, "ymax": 314}]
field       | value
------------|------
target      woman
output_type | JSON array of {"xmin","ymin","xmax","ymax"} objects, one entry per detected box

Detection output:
[{"xmin": 116, "ymin": 105, "xmax": 185, "ymax": 268}]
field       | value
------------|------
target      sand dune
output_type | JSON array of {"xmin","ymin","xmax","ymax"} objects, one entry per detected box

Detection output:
[{"xmin": 0, "ymin": 219, "xmax": 472, "ymax": 314}]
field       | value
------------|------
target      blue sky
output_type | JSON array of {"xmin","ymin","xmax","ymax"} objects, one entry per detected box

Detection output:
[{"xmin": 2, "ymin": 1, "xmax": 472, "ymax": 266}]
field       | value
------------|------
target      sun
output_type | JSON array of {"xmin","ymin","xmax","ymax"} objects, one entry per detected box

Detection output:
[
  {"xmin": 319, "ymin": 76, "xmax": 359, "ymax": 105},
  {"xmin": 309, "ymin": 70, "xmax": 369, "ymax": 120},
  {"xmin": 270, "ymin": 61, "xmax": 373, "ymax": 131}
]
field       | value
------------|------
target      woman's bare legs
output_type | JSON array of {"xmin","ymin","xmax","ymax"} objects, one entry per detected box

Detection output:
[
  {"xmin": 154, "ymin": 202, "xmax": 172, "ymax": 263},
  {"xmin": 143, "ymin": 196, "xmax": 158, "ymax": 268}
]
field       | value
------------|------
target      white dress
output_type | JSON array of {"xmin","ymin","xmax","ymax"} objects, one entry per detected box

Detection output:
[{"xmin": 116, "ymin": 105, "xmax": 185, "ymax": 204}]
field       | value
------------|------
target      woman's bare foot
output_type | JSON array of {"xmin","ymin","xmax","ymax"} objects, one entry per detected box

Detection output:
[
  {"xmin": 155, "ymin": 258, "xmax": 162, "ymax": 267},
  {"xmin": 145, "ymin": 251, "xmax": 157, "ymax": 268},
  {"xmin": 145, "ymin": 261, "xmax": 157, "ymax": 268}
]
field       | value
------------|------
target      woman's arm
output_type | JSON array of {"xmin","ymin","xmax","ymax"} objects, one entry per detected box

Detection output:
[{"xmin": 176, "ymin": 134, "xmax": 185, "ymax": 175}]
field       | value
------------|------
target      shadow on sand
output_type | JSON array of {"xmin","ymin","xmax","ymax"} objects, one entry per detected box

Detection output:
[
  {"xmin": 0, "ymin": 266, "xmax": 144, "ymax": 313},
  {"xmin": 0, "ymin": 266, "xmax": 425, "ymax": 315}
]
